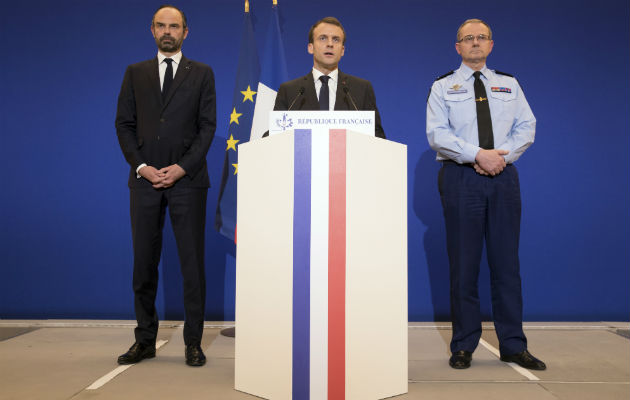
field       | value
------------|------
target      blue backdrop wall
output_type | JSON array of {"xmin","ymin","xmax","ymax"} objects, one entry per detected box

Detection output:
[{"xmin": 1, "ymin": 0, "xmax": 628, "ymax": 321}]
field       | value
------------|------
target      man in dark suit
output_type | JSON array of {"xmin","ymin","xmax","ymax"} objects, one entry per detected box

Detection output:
[
  {"xmin": 115, "ymin": 5, "xmax": 216, "ymax": 367},
  {"xmin": 273, "ymin": 17, "xmax": 385, "ymax": 138}
]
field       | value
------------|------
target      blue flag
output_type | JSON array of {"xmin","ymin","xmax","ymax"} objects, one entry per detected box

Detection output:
[
  {"xmin": 215, "ymin": 1, "xmax": 260, "ymax": 241},
  {"xmin": 250, "ymin": 1, "xmax": 289, "ymax": 140}
]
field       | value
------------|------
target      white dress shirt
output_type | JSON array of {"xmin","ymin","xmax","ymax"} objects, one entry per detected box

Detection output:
[
  {"xmin": 136, "ymin": 51, "xmax": 184, "ymax": 177},
  {"xmin": 312, "ymin": 68, "xmax": 338, "ymax": 111},
  {"xmin": 157, "ymin": 51, "xmax": 182, "ymax": 90}
]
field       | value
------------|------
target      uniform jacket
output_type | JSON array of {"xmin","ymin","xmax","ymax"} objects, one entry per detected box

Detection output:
[{"xmin": 426, "ymin": 63, "xmax": 535, "ymax": 164}]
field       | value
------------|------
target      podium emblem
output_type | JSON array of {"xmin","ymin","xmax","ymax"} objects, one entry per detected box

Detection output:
[{"xmin": 276, "ymin": 113, "xmax": 294, "ymax": 130}]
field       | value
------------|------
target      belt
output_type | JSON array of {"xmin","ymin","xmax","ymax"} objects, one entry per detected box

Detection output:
[
  {"xmin": 441, "ymin": 159, "xmax": 513, "ymax": 168},
  {"xmin": 441, "ymin": 159, "xmax": 473, "ymax": 167}
]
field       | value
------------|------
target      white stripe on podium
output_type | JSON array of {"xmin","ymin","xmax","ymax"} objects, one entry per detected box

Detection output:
[{"xmin": 310, "ymin": 129, "xmax": 329, "ymax": 400}]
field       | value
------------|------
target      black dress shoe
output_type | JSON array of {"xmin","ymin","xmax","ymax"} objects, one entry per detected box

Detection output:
[
  {"xmin": 185, "ymin": 344, "xmax": 206, "ymax": 367},
  {"xmin": 117, "ymin": 342, "xmax": 156, "ymax": 365},
  {"xmin": 449, "ymin": 350, "xmax": 472, "ymax": 369},
  {"xmin": 500, "ymin": 350, "xmax": 546, "ymax": 370}
]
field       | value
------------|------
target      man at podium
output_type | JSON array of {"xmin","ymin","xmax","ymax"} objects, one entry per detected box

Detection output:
[{"xmin": 273, "ymin": 16, "xmax": 386, "ymax": 139}]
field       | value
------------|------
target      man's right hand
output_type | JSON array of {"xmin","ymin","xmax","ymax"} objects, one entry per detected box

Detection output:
[
  {"xmin": 138, "ymin": 165, "xmax": 165, "ymax": 185},
  {"xmin": 475, "ymin": 149, "xmax": 509, "ymax": 176}
]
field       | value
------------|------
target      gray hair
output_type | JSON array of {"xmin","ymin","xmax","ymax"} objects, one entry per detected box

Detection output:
[{"xmin": 456, "ymin": 19, "xmax": 492, "ymax": 41}]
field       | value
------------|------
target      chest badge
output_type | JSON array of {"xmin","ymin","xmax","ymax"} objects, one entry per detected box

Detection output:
[
  {"xmin": 491, "ymin": 87, "xmax": 512, "ymax": 93},
  {"xmin": 447, "ymin": 84, "xmax": 468, "ymax": 94}
]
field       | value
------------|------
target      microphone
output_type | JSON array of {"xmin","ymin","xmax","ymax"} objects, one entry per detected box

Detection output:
[
  {"xmin": 288, "ymin": 87, "xmax": 305, "ymax": 110},
  {"xmin": 342, "ymin": 84, "xmax": 359, "ymax": 111}
]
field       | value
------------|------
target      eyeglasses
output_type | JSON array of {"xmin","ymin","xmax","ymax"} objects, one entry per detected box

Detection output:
[{"xmin": 457, "ymin": 34, "xmax": 491, "ymax": 44}]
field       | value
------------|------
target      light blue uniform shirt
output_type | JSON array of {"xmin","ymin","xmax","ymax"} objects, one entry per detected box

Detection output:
[{"xmin": 426, "ymin": 63, "xmax": 535, "ymax": 164}]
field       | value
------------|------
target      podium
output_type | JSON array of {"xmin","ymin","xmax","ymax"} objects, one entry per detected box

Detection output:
[{"xmin": 235, "ymin": 116, "xmax": 407, "ymax": 399}]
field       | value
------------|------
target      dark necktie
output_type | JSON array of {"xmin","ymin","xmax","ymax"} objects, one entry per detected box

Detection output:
[
  {"xmin": 319, "ymin": 75, "xmax": 331, "ymax": 110},
  {"xmin": 162, "ymin": 58, "xmax": 174, "ymax": 99},
  {"xmin": 473, "ymin": 71, "xmax": 494, "ymax": 149}
]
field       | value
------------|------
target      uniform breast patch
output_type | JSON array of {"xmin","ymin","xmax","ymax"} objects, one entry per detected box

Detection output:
[
  {"xmin": 447, "ymin": 84, "xmax": 468, "ymax": 94},
  {"xmin": 491, "ymin": 87, "xmax": 512, "ymax": 93}
]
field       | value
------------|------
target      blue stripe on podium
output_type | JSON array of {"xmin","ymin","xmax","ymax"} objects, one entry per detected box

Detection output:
[{"xmin": 293, "ymin": 129, "xmax": 312, "ymax": 399}]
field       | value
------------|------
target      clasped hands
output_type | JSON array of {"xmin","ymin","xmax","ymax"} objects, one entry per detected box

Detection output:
[
  {"xmin": 139, "ymin": 164, "xmax": 186, "ymax": 188},
  {"xmin": 473, "ymin": 149, "xmax": 509, "ymax": 176}
]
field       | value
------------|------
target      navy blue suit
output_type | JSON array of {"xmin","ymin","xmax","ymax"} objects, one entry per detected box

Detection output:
[{"xmin": 116, "ymin": 55, "xmax": 216, "ymax": 347}]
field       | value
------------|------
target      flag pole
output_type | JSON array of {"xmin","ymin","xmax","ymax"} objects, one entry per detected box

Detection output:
[{"xmin": 217, "ymin": 0, "xmax": 261, "ymax": 337}]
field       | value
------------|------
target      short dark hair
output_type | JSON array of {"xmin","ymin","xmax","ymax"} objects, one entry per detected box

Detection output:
[
  {"xmin": 456, "ymin": 18, "xmax": 492, "ymax": 41},
  {"xmin": 152, "ymin": 4, "xmax": 188, "ymax": 29},
  {"xmin": 308, "ymin": 17, "xmax": 346, "ymax": 45}
]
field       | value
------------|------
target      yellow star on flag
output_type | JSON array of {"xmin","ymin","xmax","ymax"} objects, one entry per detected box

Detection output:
[
  {"xmin": 241, "ymin": 85, "xmax": 257, "ymax": 103},
  {"xmin": 230, "ymin": 108, "xmax": 242, "ymax": 125},
  {"xmin": 226, "ymin": 134, "xmax": 239, "ymax": 151},
  {"xmin": 232, "ymin": 163, "xmax": 238, "ymax": 175}
]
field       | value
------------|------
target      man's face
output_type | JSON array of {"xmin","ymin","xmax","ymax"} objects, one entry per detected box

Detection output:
[
  {"xmin": 308, "ymin": 22, "xmax": 345, "ymax": 73},
  {"xmin": 455, "ymin": 22, "xmax": 493, "ymax": 65},
  {"xmin": 151, "ymin": 7, "xmax": 188, "ymax": 55}
]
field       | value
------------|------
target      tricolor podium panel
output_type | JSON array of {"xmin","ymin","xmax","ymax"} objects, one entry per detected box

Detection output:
[{"xmin": 235, "ymin": 129, "xmax": 407, "ymax": 400}]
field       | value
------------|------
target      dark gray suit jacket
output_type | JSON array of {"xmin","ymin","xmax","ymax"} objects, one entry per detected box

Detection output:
[{"xmin": 116, "ymin": 55, "xmax": 216, "ymax": 188}]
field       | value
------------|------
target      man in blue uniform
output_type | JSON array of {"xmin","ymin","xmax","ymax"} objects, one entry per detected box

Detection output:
[{"xmin": 426, "ymin": 19, "xmax": 546, "ymax": 370}]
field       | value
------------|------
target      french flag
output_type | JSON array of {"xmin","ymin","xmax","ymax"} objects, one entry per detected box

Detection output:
[{"xmin": 250, "ymin": 2, "xmax": 288, "ymax": 140}]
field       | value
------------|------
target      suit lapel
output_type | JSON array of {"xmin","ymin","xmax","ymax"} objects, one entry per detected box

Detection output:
[
  {"xmin": 149, "ymin": 58, "xmax": 162, "ymax": 103},
  {"xmin": 302, "ymin": 72, "xmax": 319, "ymax": 110},
  {"xmin": 162, "ymin": 56, "xmax": 192, "ymax": 110},
  {"xmin": 335, "ymin": 70, "xmax": 349, "ymax": 110}
]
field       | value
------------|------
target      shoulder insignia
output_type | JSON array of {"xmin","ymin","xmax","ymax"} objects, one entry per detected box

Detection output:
[
  {"xmin": 495, "ymin": 70, "xmax": 523, "ymax": 89},
  {"xmin": 434, "ymin": 71, "xmax": 454, "ymax": 81},
  {"xmin": 494, "ymin": 70, "xmax": 514, "ymax": 77}
]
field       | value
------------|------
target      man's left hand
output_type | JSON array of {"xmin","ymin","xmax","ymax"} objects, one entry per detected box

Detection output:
[
  {"xmin": 475, "ymin": 149, "xmax": 509, "ymax": 176},
  {"xmin": 472, "ymin": 163, "xmax": 489, "ymax": 176},
  {"xmin": 153, "ymin": 164, "xmax": 186, "ymax": 188}
]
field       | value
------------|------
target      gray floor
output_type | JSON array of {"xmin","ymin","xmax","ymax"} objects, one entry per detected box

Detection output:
[{"xmin": 0, "ymin": 321, "xmax": 628, "ymax": 400}]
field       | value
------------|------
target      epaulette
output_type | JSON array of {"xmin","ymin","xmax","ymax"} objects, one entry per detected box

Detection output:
[
  {"xmin": 428, "ymin": 71, "xmax": 454, "ymax": 102},
  {"xmin": 495, "ymin": 70, "xmax": 523, "ymax": 88},
  {"xmin": 494, "ymin": 70, "xmax": 514, "ymax": 77},
  {"xmin": 434, "ymin": 71, "xmax": 454, "ymax": 81}
]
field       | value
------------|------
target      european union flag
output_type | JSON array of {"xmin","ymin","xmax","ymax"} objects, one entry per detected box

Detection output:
[
  {"xmin": 215, "ymin": 0, "xmax": 260, "ymax": 241},
  {"xmin": 250, "ymin": 0, "xmax": 289, "ymax": 140}
]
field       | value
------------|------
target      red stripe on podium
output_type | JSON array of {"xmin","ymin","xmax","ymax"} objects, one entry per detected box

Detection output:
[{"xmin": 328, "ymin": 129, "xmax": 346, "ymax": 400}]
